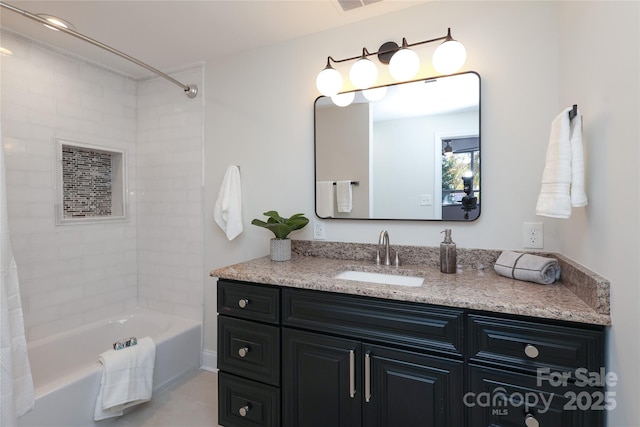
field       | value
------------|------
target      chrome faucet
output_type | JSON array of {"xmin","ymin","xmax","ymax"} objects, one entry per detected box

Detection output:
[{"xmin": 378, "ymin": 230, "xmax": 391, "ymax": 266}]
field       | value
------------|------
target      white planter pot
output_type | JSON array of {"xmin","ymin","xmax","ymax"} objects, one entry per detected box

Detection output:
[{"xmin": 270, "ymin": 238, "xmax": 291, "ymax": 261}]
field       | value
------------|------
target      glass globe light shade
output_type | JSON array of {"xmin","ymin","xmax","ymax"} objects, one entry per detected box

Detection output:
[
  {"xmin": 331, "ymin": 91, "xmax": 355, "ymax": 107},
  {"xmin": 362, "ymin": 86, "xmax": 387, "ymax": 102},
  {"xmin": 349, "ymin": 58, "xmax": 378, "ymax": 89},
  {"xmin": 432, "ymin": 40, "xmax": 467, "ymax": 75},
  {"xmin": 316, "ymin": 66, "xmax": 343, "ymax": 97},
  {"xmin": 389, "ymin": 48, "xmax": 420, "ymax": 81}
]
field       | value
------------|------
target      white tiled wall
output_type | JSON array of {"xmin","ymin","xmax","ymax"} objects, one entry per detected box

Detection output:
[
  {"xmin": 1, "ymin": 30, "xmax": 205, "ymax": 338},
  {"xmin": 136, "ymin": 67, "xmax": 204, "ymax": 322},
  {"xmin": 1, "ymin": 32, "xmax": 138, "ymax": 340}
]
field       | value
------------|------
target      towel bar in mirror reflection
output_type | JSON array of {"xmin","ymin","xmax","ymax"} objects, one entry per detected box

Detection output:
[{"xmin": 314, "ymin": 71, "xmax": 480, "ymax": 221}]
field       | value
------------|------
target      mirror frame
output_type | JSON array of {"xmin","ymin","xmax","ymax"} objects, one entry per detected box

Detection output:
[{"xmin": 314, "ymin": 71, "xmax": 481, "ymax": 222}]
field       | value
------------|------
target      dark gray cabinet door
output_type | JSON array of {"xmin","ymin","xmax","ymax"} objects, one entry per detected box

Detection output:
[
  {"xmin": 282, "ymin": 328, "xmax": 362, "ymax": 427},
  {"xmin": 363, "ymin": 344, "xmax": 464, "ymax": 427}
]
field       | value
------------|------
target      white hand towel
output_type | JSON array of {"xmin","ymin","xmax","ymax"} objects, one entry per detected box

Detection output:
[
  {"xmin": 494, "ymin": 251, "xmax": 561, "ymax": 285},
  {"xmin": 536, "ymin": 106, "xmax": 588, "ymax": 218},
  {"xmin": 536, "ymin": 107, "xmax": 573, "ymax": 218},
  {"xmin": 316, "ymin": 181, "xmax": 335, "ymax": 218},
  {"xmin": 94, "ymin": 337, "xmax": 156, "ymax": 421},
  {"xmin": 336, "ymin": 181, "xmax": 353, "ymax": 213},
  {"xmin": 569, "ymin": 111, "xmax": 588, "ymax": 207},
  {"xmin": 214, "ymin": 165, "xmax": 243, "ymax": 240}
]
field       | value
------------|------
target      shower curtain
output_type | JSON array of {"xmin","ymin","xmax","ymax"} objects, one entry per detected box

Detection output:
[{"xmin": 0, "ymin": 125, "xmax": 34, "ymax": 426}]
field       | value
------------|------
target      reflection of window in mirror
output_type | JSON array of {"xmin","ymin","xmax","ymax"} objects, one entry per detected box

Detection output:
[{"xmin": 442, "ymin": 137, "xmax": 479, "ymax": 220}]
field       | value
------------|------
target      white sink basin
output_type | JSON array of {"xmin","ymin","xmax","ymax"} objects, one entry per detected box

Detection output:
[{"xmin": 334, "ymin": 270, "xmax": 424, "ymax": 287}]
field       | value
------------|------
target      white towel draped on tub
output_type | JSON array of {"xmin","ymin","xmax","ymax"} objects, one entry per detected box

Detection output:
[
  {"xmin": 316, "ymin": 181, "xmax": 335, "ymax": 218},
  {"xmin": 336, "ymin": 181, "xmax": 353, "ymax": 213},
  {"xmin": 535, "ymin": 106, "xmax": 588, "ymax": 218},
  {"xmin": 1, "ymin": 137, "xmax": 35, "ymax": 427},
  {"xmin": 94, "ymin": 337, "xmax": 156, "ymax": 421},
  {"xmin": 214, "ymin": 165, "xmax": 243, "ymax": 240}
]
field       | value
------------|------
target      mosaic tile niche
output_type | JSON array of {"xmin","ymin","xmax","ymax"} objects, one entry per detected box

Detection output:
[{"xmin": 56, "ymin": 139, "xmax": 126, "ymax": 224}]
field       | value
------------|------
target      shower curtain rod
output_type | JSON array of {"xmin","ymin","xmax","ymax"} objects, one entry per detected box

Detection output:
[{"xmin": 0, "ymin": 1, "xmax": 198, "ymax": 98}]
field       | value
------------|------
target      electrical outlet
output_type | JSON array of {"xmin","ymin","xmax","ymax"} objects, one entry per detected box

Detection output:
[
  {"xmin": 522, "ymin": 222, "xmax": 544, "ymax": 249},
  {"xmin": 313, "ymin": 221, "xmax": 326, "ymax": 240},
  {"xmin": 420, "ymin": 194, "xmax": 432, "ymax": 206}
]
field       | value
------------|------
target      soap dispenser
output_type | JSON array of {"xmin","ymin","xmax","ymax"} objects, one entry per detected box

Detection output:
[{"xmin": 440, "ymin": 229, "xmax": 457, "ymax": 274}]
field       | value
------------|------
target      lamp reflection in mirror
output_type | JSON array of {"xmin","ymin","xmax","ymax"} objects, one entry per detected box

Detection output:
[
  {"xmin": 362, "ymin": 86, "xmax": 387, "ymax": 102},
  {"xmin": 315, "ymin": 28, "xmax": 466, "ymax": 105},
  {"xmin": 331, "ymin": 91, "xmax": 355, "ymax": 107},
  {"xmin": 461, "ymin": 172, "xmax": 478, "ymax": 219},
  {"xmin": 443, "ymin": 140, "xmax": 453, "ymax": 156}
]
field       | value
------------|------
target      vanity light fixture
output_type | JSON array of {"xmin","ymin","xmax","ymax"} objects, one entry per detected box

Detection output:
[
  {"xmin": 315, "ymin": 27, "xmax": 466, "ymax": 97},
  {"xmin": 0, "ymin": 47, "xmax": 12, "ymax": 56}
]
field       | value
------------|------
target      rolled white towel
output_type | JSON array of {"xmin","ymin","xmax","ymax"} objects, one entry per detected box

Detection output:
[{"xmin": 494, "ymin": 251, "xmax": 561, "ymax": 285}]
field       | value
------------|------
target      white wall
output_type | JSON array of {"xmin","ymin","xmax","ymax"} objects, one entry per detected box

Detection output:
[
  {"xmin": 1, "ymin": 31, "xmax": 139, "ymax": 340},
  {"xmin": 137, "ymin": 67, "xmax": 205, "ymax": 322},
  {"xmin": 556, "ymin": 2, "xmax": 640, "ymax": 426},
  {"xmin": 204, "ymin": 1, "xmax": 639, "ymax": 425}
]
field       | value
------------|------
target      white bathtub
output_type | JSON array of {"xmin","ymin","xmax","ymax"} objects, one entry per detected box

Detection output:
[{"xmin": 18, "ymin": 308, "xmax": 202, "ymax": 427}]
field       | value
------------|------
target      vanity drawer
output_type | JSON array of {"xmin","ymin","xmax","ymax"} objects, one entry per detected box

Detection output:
[
  {"xmin": 468, "ymin": 364, "xmax": 605, "ymax": 427},
  {"xmin": 468, "ymin": 314, "xmax": 605, "ymax": 377},
  {"xmin": 282, "ymin": 288, "xmax": 464, "ymax": 356},
  {"xmin": 218, "ymin": 316, "xmax": 280, "ymax": 386},
  {"xmin": 218, "ymin": 280, "xmax": 280, "ymax": 324},
  {"xmin": 218, "ymin": 372, "xmax": 280, "ymax": 427}
]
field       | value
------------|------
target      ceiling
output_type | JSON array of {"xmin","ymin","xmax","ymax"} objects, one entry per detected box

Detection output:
[{"xmin": 0, "ymin": 0, "xmax": 426, "ymax": 79}]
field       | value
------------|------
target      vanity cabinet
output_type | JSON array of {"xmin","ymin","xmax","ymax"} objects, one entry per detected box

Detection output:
[
  {"xmin": 281, "ymin": 288, "xmax": 465, "ymax": 427},
  {"xmin": 217, "ymin": 280, "xmax": 281, "ymax": 427},
  {"xmin": 216, "ymin": 279, "xmax": 607, "ymax": 427}
]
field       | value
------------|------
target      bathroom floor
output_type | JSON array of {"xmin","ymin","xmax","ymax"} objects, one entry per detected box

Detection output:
[{"xmin": 112, "ymin": 369, "xmax": 219, "ymax": 427}]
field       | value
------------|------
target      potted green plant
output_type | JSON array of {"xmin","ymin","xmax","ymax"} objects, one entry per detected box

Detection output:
[{"xmin": 251, "ymin": 211, "xmax": 309, "ymax": 261}]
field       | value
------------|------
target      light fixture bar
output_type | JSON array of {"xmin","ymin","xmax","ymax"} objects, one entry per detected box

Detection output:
[
  {"xmin": 0, "ymin": 1, "xmax": 198, "ymax": 98},
  {"xmin": 325, "ymin": 31, "xmax": 450, "ymax": 66}
]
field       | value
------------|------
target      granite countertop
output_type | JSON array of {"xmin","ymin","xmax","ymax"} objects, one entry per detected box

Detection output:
[{"xmin": 211, "ymin": 241, "xmax": 611, "ymax": 326}]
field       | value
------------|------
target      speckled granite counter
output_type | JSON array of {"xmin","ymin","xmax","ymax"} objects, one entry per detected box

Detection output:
[{"xmin": 211, "ymin": 241, "xmax": 611, "ymax": 326}]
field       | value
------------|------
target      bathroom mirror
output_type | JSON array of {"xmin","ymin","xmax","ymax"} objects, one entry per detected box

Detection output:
[{"xmin": 314, "ymin": 71, "xmax": 480, "ymax": 221}]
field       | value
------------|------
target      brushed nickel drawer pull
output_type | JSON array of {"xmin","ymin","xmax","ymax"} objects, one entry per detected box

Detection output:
[
  {"xmin": 349, "ymin": 349, "xmax": 356, "ymax": 398},
  {"xmin": 238, "ymin": 298, "xmax": 249, "ymax": 309},
  {"xmin": 524, "ymin": 344, "xmax": 540, "ymax": 359},
  {"xmin": 239, "ymin": 405, "xmax": 250, "ymax": 417},
  {"xmin": 364, "ymin": 351, "xmax": 371, "ymax": 403},
  {"xmin": 238, "ymin": 346, "xmax": 250, "ymax": 358},
  {"xmin": 525, "ymin": 413, "xmax": 539, "ymax": 427}
]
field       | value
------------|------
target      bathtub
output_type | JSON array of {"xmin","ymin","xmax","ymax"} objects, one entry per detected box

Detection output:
[{"xmin": 18, "ymin": 308, "xmax": 202, "ymax": 427}]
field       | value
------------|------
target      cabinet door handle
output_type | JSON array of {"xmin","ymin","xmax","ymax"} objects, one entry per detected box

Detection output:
[
  {"xmin": 364, "ymin": 351, "xmax": 371, "ymax": 403},
  {"xmin": 238, "ymin": 298, "xmax": 249, "ymax": 308},
  {"xmin": 525, "ymin": 413, "xmax": 539, "ymax": 427},
  {"xmin": 239, "ymin": 405, "xmax": 250, "ymax": 417},
  {"xmin": 349, "ymin": 349, "xmax": 356, "ymax": 398},
  {"xmin": 524, "ymin": 344, "xmax": 540, "ymax": 359},
  {"xmin": 238, "ymin": 346, "xmax": 250, "ymax": 358}
]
